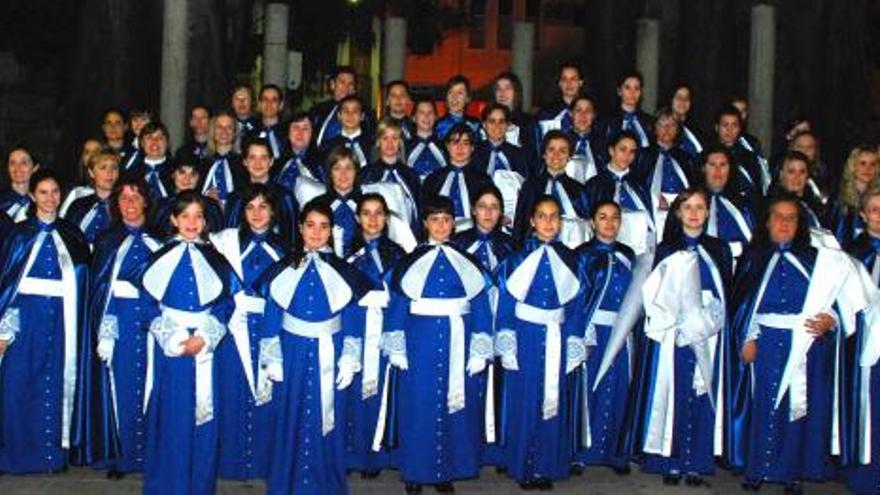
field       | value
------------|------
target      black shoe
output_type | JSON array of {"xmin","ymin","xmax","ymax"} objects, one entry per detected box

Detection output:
[
  {"xmin": 434, "ymin": 482, "xmax": 455, "ymax": 493},
  {"xmin": 612, "ymin": 465, "xmax": 631, "ymax": 476},
  {"xmin": 106, "ymin": 469, "xmax": 125, "ymax": 480},
  {"xmin": 663, "ymin": 473, "xmax": 681, "ymax": 485},
  {"xmin": 684, "ymin": 473, "xmax": 703, "ymax": 486},
  {"xmin": 569, "ymin": 464, "xmax": 584, "ymax": 476},
  {"xmin": 360, "ymin": 469, "xmax": 380, "ymax": 479},
  {"xmin": 495, "ymin": 466, "xmax": 507, "ymax": 474},
  {"xmin": 741, "ymin": 479, "xmax": 761, "ymax": 491},
  {"xmin": 536, "ymin": 478, "xmax": 554, "ymax": 491},
  {"xmin": 783, "ymin": 482, "xmax": 803, "ymax": 495},
  {"xmin": 405, "ymin": 483, "xmax": 422, "ymax": 494}
]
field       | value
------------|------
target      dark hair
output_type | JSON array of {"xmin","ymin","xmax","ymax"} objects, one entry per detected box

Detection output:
[
  {"xmin": 781, "ymin": 150, "xmax": 811, "ymax": 170},
  {"xmin": 493, "ymin": 71, "xmax": 523, "ymax": 110},
  {"xmin": 385, "ymin": 80, "xmax": 410, "ymax": 100},
  {"xmin": 413, "ymin": 98, "xmax": 437, "ymax": 114},
  {"xmin": 616, "ymin": 69, "xmax": 644, "ymax": 88},
  {"xmin": 422, "ymin": 194, "xmax": 455, "ymax": 220},
  {"xmin": 259, "ymin": 84, "xmax": 284, "ymax": 101},
  {"xmin": 239, "ymin": 183, "xmax": 278, "ymax": 234},
  {"xmin": 542, "ymin": 130, "xmax": 572, "ymax": 154},
  {"xmin": 28, "ymin": 168, "xmax": 59, "ymax": 194},
  {"xmin": 589, "ymin": 199, "xmax": 621, "ymax": 220},
  {"xmin": 190, "ymin": 104, "xmax": 213, "ymax": 118},
  {"xmin": 481, "ymin": 103, "xmax": 511, "ymax": 122},
  {"xmin": 170, "ymin": 158, "xmax": 199, "ymax": 176},
  {"xmin": 338, "ymin": 94, "xmax": 363, "ymax": 112},
  {"xmin": 661, "ymin": 186, "xmax": 710, "ymax": 244},
  {"xmin": 444, "ymin": 122, "xmax": 475, "ymax": 145},
  {"xmin": 701, "ymin": 143, "xmax": 732, "ymax": 166},
  {"xmin": 5, "ymin": 144, "xmax": 38, "ymax": 167},
  {"xmin": 350, "ymin": 192, "xmax": 391, "ymax": 251},
  {"xmin": 470, "ymin": 185, "xmax": 505, "ymax": 230},
  {"xmin": 169, "ymin": 190, "xmax": 210, "ymax": 239},
  {"xmin": 445, "ymin": 75, "xmax": 471, "ymax": 96},
  {"xmin": 139, "ymin": 121, "xmax": 170, "ymax": 146},
  {"xmin": 129, "ymin": 106, "xmax": 154, "ymax": 120},
  {"xmin": 753, "ymin": 192, "xmax": 812, "ymax": 249},
  {"xmin": 558, "ymin": 61, "xmax": 583, "ymax": 80},
  {"xmin": 324, "ymin": 145, "xmax": 359, "ymax": 189},
  {"xmin": 331, "ymin": 65, "xmax": 357, "ymax": 81},
  {"xmin": 530, "ymin": 194, "xmax": 562, "ymax": 218},
  {"xmin": 286, "ymin": 111, "xmax": 312, "ymax": 133},
  {"xmin": 242, "ymin": 137, "xmax": 273, "ymax": 158},
  {"xmin": 291, "ymin": 198, "xmax": 335, "ymax": 265},
  {"xmin": 715, "ymin": 105, "xmax": 743, "ymax": 125},
  {"xmin": 110, "ymin": 176, "xmax": 151, "ymax": 225},
  {"xmin": 654, "ymin": 106, "xmax": 678, "ymax": 123},
  {"xmin": 568, "ymin": 94, "xmax": 596, "ymax": 112},
  {"xmin": 102, "ymin": 107, "xmax": 128, "ymax": 123},
  {"xmin": 608, "ymin": 130, "xmax": 639, "ymax": 148}
]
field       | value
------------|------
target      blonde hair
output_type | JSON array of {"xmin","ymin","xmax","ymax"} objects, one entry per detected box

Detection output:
[
  {"xmin": 373, "ymin": 118, "xmax": 405, "ymax": 163},
  {"xmin": 87, "ymin": 149, "xmax": 120, "ymax": 170},
  {"xmin": 207, "ymin": 111, "xmax": 239, "ymax": 156},
  {"xmin": 838, "ymin": 144, "xmax": 880, "ymax": 213}
]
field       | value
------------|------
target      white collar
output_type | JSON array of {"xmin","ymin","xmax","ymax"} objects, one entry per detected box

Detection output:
[
  {"xmin": 400, "ymin": 245, "xmax": 485, "ymax": 300},
  {"xmin": 142, "ymin": 241, "xmax": 223, "ymax": 305},
  {"xmin": 269, "ymin": 252, "xmax": 352, "ymax": 312},
  {"xmin": 506, "ymin": 244, "xmax": 580, "ymax": 305}
]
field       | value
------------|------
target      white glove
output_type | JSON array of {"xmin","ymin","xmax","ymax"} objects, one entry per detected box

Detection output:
[
  {"xmin": 336, "ymin": 359, "xmax": 357, "ymax": 390},
  {"xmin": 466, "ymin": 356, "xmax": 488, "ymax": 376},
  {"xmin": 96, "ymin": 338, "xmax": 115, "ymax": 364},
  {"xmin": 265, "ymin": 362, "xmax": 284, "ymax": 382},
  {"xmin": 389, "ymin": 353, "xmax": 408, "ymax": 370},
  {"xmin": 501, "ymin": 354, "xmax": 519, "ymax": 371}
]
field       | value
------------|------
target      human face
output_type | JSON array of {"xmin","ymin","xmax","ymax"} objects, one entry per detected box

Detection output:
[
  {"xmin": 608, "ymin": 137, "xmax": 637, "ymax": 171},
  {"xmin": 387, "ymin": 84, "xmax": 410, "ymax": 117},
  {"xmin": 494, "ymin": 78, "xmax": 516, "ymax": 109},
  {"xmin": 425, "ymin": 212, "xmax": 454, "ymax": 242},
  {"xmin": 703, "ymin": 152, "xmax": 731, "ymax": 191},
  {"xmin": 80, "ymin": 139, "xmax": 102, "ymax": 168},
  {"xmin": 483, "ymin": 109, "xmax": 508, "ymax": 144},
  {"xmin": 414, "ymin": 102, "xmax": 437, "ymax": 133},
  {"xmin": 675, "ymin": 193, "xmax": 709, "ymax": 234},
  {"xmin": 89, "ymin": 157, "xmax": 120, "ymax": 195},
  {"xmin": 172, "ymin": 166, "xmax": 200, "ymax": 192},
  {"xmin": 190, "ymin": 108, "xmax": 211, "ymax": 138},
  {"xmin": 7, "ymin": 149, "xmax": 37, "ymax": 187},
  {"xmin": 300, "ymin": 211, "xmax": 332, "ymax": 250},
  {"xmin": 716, "ymin": 114, "xmax": 741, "ymax": 146},
  {"xmin": 357, "ymin": 199, "xmax": 387, "ymax": 239},
  {"xmin": 170, "ymin": 202, "xmax": 206, "ymax": 241},
  {"xmin": 854, "ymin": 151, "xmax": 879, "ymax": 187},
  {"xmin": 792, "ymin": 134, "xmax": 818, "ymax": 162},
  {"xmin": 767, "ymin": 201, "xmax": 799, "ymax": 244},
  {"xmin": 259, "ymin": 88, "xmax": 282, "ymax": 119},
  {"xmin": 332, "ymin": 73, "xmax": 357, "ymax": 101},
  {"xmin": 330, "ymin": 159, "xmax": 356, "ymax": 193},
  {"xmin": 244, "ymin": 194, "xmax": 273, "ymax": 232},
  {"xmin": 379, "ymin": 129, "xmax": 402, "ymax": 161},
  {"xmin": 231, "ymin": 88, "xmax": 253, "ymax": 118},
  {"xmin": 618, "ymin": 77, "xmax": 642, "ymax": 109},
  {"xmin": 338, "ymin": 101, "xmax": 363, "ymax": 132},
  {"xmin": 592, "ymin": 204, "xmax": 621, "ymax": 243},
  {"xmin": 288, "ymin": 119, "xmax": 313, "ymax": 152},
  {"xmin": 244, "ymin": 145, "xmax": 273, "ymax": 182},
  {"xmin": 130, "ymin": 114, "xmax": 151, "ymax": 136},
  {"xmin": 474, "ymin": 193, "xmax": 502, "ymax": 233},
  {"xmin": 571, "ymin": 99, "xmax": 595, "ymax": 133},
  {"xmin": 671, "ymin": 87, "xmax": 691, "ymax": 119},
  {"xmin": 446, "ymin": 134, "xmax": 473, "ymax": 166},
  {"xmin": 30, "ymin": 178, "xmax": 61, "ymax": 220},
  {"xmin": 446, "ymin": 83, "xmax": 468, "ymax": 114},
  {"xmin": 780, "ymin": 159, "xmax": 809, "ymax": 195},
  {"xmin": 141, "ymin": 130, "xmax": 168, "ymax": 159},
  {"xmin": 213, "ymin": 115, "xmax": 236, "ymax": 149},
  {"xmin": 531, "ymin": 200, "xmax": 562, "ymax": 242},
  {"xmin": 102, "ymin": 111, "xmax": 127, "ymax": 142},
  {"xmin": 654, "ymin": 115, "xmax": 679, "ymax": 147},
  {"xmin": 544, "ymin": 137, "xmax": 571, "ymax": 174},
  {"xmin": 861, "ymin": 195, "xmax": 880, "ymax": 236},
  {"xmin": 118, "ymin": 185, "xmax": 147, "ymax": 226},
  {"xmin": 558, "ymin": 67, "xmax": 583, "ymax": 102}
]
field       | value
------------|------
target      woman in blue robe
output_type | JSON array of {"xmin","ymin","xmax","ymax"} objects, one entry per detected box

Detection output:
[
  {"xmin": 313, "ymin": 147, "xmax": 364, "ymax": 258},
  {"xmin": 831, "ymin": 145, "xmax": 880, "ymax": 249},
  {"xmin": 258, "ymin": 200, "xmax": 371, "ymax": 495},
  {"xmin": 88, "ymin": 178, "xmax": 161, "ymax": 476},
  {"xmin": 150, "ymin": 161, "xmax": 225, "ymax": 237},
  {"xmin": 122, "ymin": 122, "xmax": 174, "ymax": 202},
  {"xmin": 699, "ymin": 145, "xmax": 755, "ymax": 260},
  {"xmin": 199, "ymin": 111, "xmax": 247, "ymax": 206},
  {"xmin": 380, "ymin": 195, "xmax": 494, "ymax": 494},
  {"xmin": 64, "ymin": 149, "xmax": 120, "ymax": 245},
  {"xmin": 0, "ymin": 145, "xmax": 38, "ymax": 221},
  {"xmin": 574, "ymin": 201, "xmax": 637, "ymax": 473},
  {"xmin": 770, "ymin": 151, "xmax": 827, "ymax": 229},
  {"xmin": 342, "ymin": 193, "xmax": 405, "ymax": 476},
  {"xmin": 0, "ymin": 169, "xmax": 90, "ymax": 474},
  {"xmin": 452, "ymin": 185, "xmax": 516, "ymax": 272},
  {"xmin": 434, "ymin": 75, "xmax": 482, "ymax": 141},
  {"xmin": 210, "ymin": 184, "xmax": 287, "ymax": 481},
  {"xmin": 136, "ymin": 190, "xmax": 241, "ymax": 495},
  {"xmin": 668, "ymin": 85, "xmax": 704, "ymax": 160},
  {"xmin": 494, "ymin": 195, "xmax": 587, "ymax": 490},
  {"xmin": 564, "ymin": 95, "xmax": 603, "ymax": 184},
  {"xmin": 361, "ymin": 120, "xmax": 423, "ymax": 235},
  {"xmin": 634, "ymin": 188, "xmax": 732, "ymax": 486},
  {"xmin": 405, "ymin": 99, "xmax": 447, "ymax": 181},
  {"xmin": 596, "ymin": 71, "xmax": 654, "ymax": 160},
  {"xmin": 730, "ymin": 194, "xmax": 842, "ymax": 493}
]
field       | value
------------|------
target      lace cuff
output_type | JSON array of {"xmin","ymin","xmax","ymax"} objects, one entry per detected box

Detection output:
[
  {"xmin": 566, "ymin": 336, "xmax": 587, "ymax": 374},
  {"xmin": 495, "ymin": 329, "xmax": 517, "ymax": 359},
  {"xmin": 259, "ymin": 336, "xmax": 283, "ymax": 381},
  {"xmin": 339, "ymin": 336, "xmax": 363, "ymax": 373},
  {"xmin": 194, "ymin": 315, "xmax": 227, "ymax": 353},
  {"xmin": 382, "ymin": 330, "xmax": 406, "ymax": 358},
  {"xmin": 469, "ymin": 332, "xmax": 494, "ymax": 361},
  {"xmin": 149, "ymin": 315, "xmax": 188, "ymax": 357},
  {"xmin": 98, "ymin": 315, "xmax": 120, "ymax": 341},
  {"xmin": 0, "ymin": 307, "xmax": 20, "ymax": 343}
]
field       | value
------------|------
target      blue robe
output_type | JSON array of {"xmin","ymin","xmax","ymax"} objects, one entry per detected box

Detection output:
[
  {"xmin": 198, "ymin": 152, "xmax": 247, "ymax": 204},
  {"xmin": 596, "ymin": 108, "xmax": 654, "ymax": 159},
  {"xmin": 150, "ymin": 193, "xmax": 226, "ymax": 238},
  {"xmin": 706, "ymin": 190, "xmax": 754, "ymax": 258},
  {"xmin": 383, "ymin": 243, "xmax": 494, "ymax": 484},
  {"xmin": 0, "ymin": 217, "xmax": 90, "ymax": 473},
  {"xmin": 723, "ymin": 142, "xmax": 764, "ymax": 205},
  {"xmin": 677, "ymin": 123, "xmax": 704, "ymax": 159},
  {"xmin": 63, "ymin": 194, "xmax": 113, "ymax": 245},
  {"xmin": 211, "ymin": 228, "xmax": 286, "ymax": 480},
  {"xmin": 225, "ymin": 182, "xmax": 299, "ymax": 244},
  {"xmin": 136, "ymin": 239, "xmax": 240, "ymax": 495},
  {"xmin": 584, "ymin": 166, "xmax": 654, "ymax": 224},
  {"xmin": 633, "ymin": 145, "xmax": 696, "ymax": 199},
  {"xmin": 472, "ymin": 141, "xmax": 531, "ymax": 180},
  {"xmin": 832, "ymin": 203, "xmax": 864, "ymax": 250},
  {"xmin": 405, "ymin": 135, "xmax": 447, "ymax": 181},
  {"xmin": 321, "ymin": 132, "xmax": 373, "ymax": 168},
  {"xmin": 258, "ymin": 249, "xmax": 371, "ymax": 495},
  {"xmin": 422, "ymin": 165, "xmax": 493, "ymax": 228},
  {"xmin": 313, "ymin": 190, "xmax": 361, "ymax": 258},
  {"xmin": 574, "ymin": 239, "xmax": 636, "ymax": 468},
  {"xmin": 452, "ymin": 228, "xmax": 516, "ymax": 273},
  {"xmin": 0, "ymin": 189, "xmax": 30, "ymax": 221},
  {"xmin": 310, "ymin": 100, "xmax": 377, "ymax": 151},
  {"xmin": 122, "ymin": 155, "xmax": 173, "ymax": 201},
  {"xmin": 513, "ymin": 172, "xmax": 591, "ymax": 243},
  {"xmin": 175, "ymin": 140, "xmax": 210, "ymax": 165},
  {"xmin": 493, "ymin": 237, "xmax": 586, "ymax": 482},
  {"xmin": 86, "ymin": 224, "xmax": 161, "ymax": 471},
  {"xmin": 236, "ymin": 116, "xmax": 260, "ymax": 143},
  {"xmin": 274, "ymin": 148, "xmax": 325, "ymax": 191},
  {"xmin": 435, "ymin": 113, "xmax": 481, "ymax": 142},
  {"xmin": 256, "ymin": 123, "xmax": 286, "ymax": 159},
  {"xmin": 360, "ymin": 160, "xmax": 423, "ymax": 233}
]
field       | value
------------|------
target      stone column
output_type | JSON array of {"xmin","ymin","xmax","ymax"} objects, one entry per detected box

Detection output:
[
  {"xmin": 263, "ymin": 2, "xmax": 290, "ymax": 88},
  {"xmin": 511, "ymin": 21, "xmax": 534, "ymax": 111},
  {"xmin": 748, "ymin": 4, "xmax": 776, "ymax": 152},
  {"xmin": 383, "ymin": 16, "xmax": 406, "ymax": 84},
  {"xmin": 160, "ymin": 0, "xmax": 188, "ymax": 147},
  {"xmin": 635, "ymin": 18, "xmax": 660, "ymax": 113}
]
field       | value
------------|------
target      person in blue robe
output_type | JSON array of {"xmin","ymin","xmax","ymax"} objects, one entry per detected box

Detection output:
[
  {"xmin": 596, "ymin": 71, "xmax": 654, "ymax": 160},
  {"xmin": 713, "ymin": 106, "xmax": 767, "ymax": 204},
  {"xmin": 313, "ymin": 147, "xmax": 364, "ymax": 258},
  {"xmin": 730, "ymin": 194, "xmax": 843, "ymax": 494},
  {"xmin": 378, "ymin": 195, "xmax": 494, "ymax": 494},
  {"xmin": 769, "ymin": 151, "xmax": 827, "ymax": 229},
  {"xmin": 383, "ymin": 80, "xmax": 417, "ymax": 142},
  {"xmin": 0, "ymin": 145, "xmax": 39, "ymax": 221},
  {"xmin": 319, "ymin": 96, "xmax": 374, "ymax": 168},
  {"xmin": 0, "ymin": 169, "xmax": 90, "ymax": 474},
  {"xmin": 494, "ymin": 195, "xmax": 587, "ymax": 490},
  {"xmin": 668, "ymin": 85, "xmax": 704, "ymax": 160},
  {"xmin": 434, "ymin": 75, "xmax": 482, "ymax": 141},
  {"xmin": 633, "ymin": 188, "xmax": 732, "ymax": 486},
  {"xmin": 534, "ymin": 63, "xmax": 584, "ymax": 143},
  {"xmin": 225, "ymin": 138, "xmax": 300, "ymax": 245},
  {"xmin": 491, "ymin": 72, "xmax": 539, "ymax": 171},
  {"xmin": 830, "ymin": 145, "xmax": 880, "ymax": 249},
  {"xmin": 210, "ymin": 184, "xmax": 287, "ymax": 481},
  {"xmin": 150, "ymin": 161, "xmax": 225, "ymax": 237},
  {"xmin": 122, "ymin": 122, "xmax": 174, "ymax": 202},
  {"xmin": 274, "ymin": 112, "xmax": 326, "ymax": 191},
  {"xmin": 573, "ymin": 201, "xmax": 637, "ymax": 473},
  {"xmin": 310, "ymin": 67, "xmax": 376, "ymax": 151},
  {"xmin": 563, "ymin": 95, "xmax": 604, "ymax": 184},
  {"xmin": 230, "ymin": 85, "xmax": 260, "ymax": 144},
  {"xmin": 64, "ymin": 149, "xmax": 121, "ymax": 245},
  {"xmin": 255, "ymin": 85, "xmax": 287, "ymax": 160},
  {"xmin": 135, "ymin": 190, "xmax": 241, "ymax": 495},
  {"xmin": 0, "ymin": 211, "xmax": 10, "ymax": 241},
  {"xmin": 405, "ymin": 99, "xmax": 447, "ymax": 181},
  {"xmin": 452, "ymin": 185, "xmax": 516, "ymax": 272},
  {"xmin": 87, "ymin": 178, "xmax": 161, "ymax": 477},
  {"xmin": 423, "ymin": 124, "xmax": 493, "ymax": 234},
  {"xmin": 342, "ymin": 193, "xmax": 405, "ymax": 476},
  {"xmin": 257, "ymin": 200, "xmax": 371, "ymax": 495},
  {"xmin": 699, "ymin": 145, "xmax": 755, "ymax": 260},
  {"xmin": 174, "ymin": 105, "xmax": 212, "ymax": 165},
  {"xmin": 198, "ymin": 111, "xmax": 247, "ymax": 206},
  {"xmin": 472, "ymin": 104, "xmax": 531, "ymax": 180},
  {"xmin": 514, "ymin": 131, "xmax": 590, "ymax": 247}
]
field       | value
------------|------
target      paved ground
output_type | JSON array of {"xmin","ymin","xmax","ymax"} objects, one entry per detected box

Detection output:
[{"xmin": 0, "ymin": 465, "xmax": 852, "ymax": 494}]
